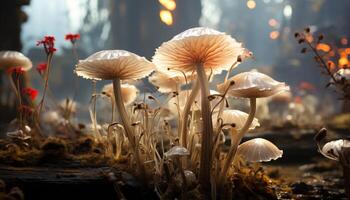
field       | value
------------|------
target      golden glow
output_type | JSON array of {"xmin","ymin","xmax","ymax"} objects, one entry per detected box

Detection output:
[
  {"xmin": 316, "ymin": 43, "xmax": 331, "ymax": 52},
  {"xmin": 269, "ymin": 31, "xmax": 279, "ymax": 40},
  {"xmin": 268, "ymin": 18, "xmax": 278, "ymax": 27},
  {"xmin": 159, "ymin": 10, "xmax": 173, "ymax": 26},
  {"xmin": 247, "ymin": 0, "xmax": 256, "ymax": 9},
  {"xmin": 159, "ymin": 0, "xmax": 176, "ymax": 11},
  {"xmin": 339, "ymin": 57, "xmax": 349, "ymax": 67}
]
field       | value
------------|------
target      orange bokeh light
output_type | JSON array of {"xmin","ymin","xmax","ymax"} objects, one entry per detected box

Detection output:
[
  {"xmin": 159, "ymin": 0, "xmax": 176, "ymax": 11},
  {"xmin": 247, "ymin": 0, "xmax": 256, "ymax": 9},
  {"xmin": 269, "ymin": 31, "xmax": 279, "ymax": 40},
  {"xmin": 316, "ymin": 43, "xmax": 331, "ymax": 52},
  {"xmin": 159, "ymin": 10, "xmax": 173, "ymax": 26}
]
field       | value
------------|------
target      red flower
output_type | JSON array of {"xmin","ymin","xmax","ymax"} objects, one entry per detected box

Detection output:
[
  {"xmin": 36, "ymin": 62, "xmax": 47, "ymax": 74},
  {"xmin": 22, "ymin": 87, "xmax": 39, "ymax": 100},
  {"xmin": 37, "ymin": 35, "xmax": 56, "ymax": 54},
  {"xmin": 65, "ymin": 33, "xmax": 80, "ymax": 43},
  {"xmin": 7, "ymin": 66, "xmax": 25, "ymax": 75}
]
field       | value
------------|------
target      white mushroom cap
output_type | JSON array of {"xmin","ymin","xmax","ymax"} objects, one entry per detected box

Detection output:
[
  {"xmin": 149, "ymin": 71, "xmax": 192, "ymax": 93},
  {"xmin": 237, "ymin": 138, "xmax": 283, "ymax": 162},
  {"xmin": 322, "ymin": 139, "xmax": 350, "ymax": 161},
  {"xmin": 102, "ymin": 83, "xmax": 138, "ymax": 105},
  {"xmin": 218, "ymin": 70, "xmax": 289, "ymax": 98},
  {"xmin": 0, "ymin": 51, "xmax": 32, "ymax": 70},
  {"xmin": 164, "ymin": 146, "xmax": 190, "ymax": 157},
  {"xmin": 168, "ymin": 89, "xmax": 220, "ymax": 114},
  {"xmin": 212, "ymin": 109, "xmax": 260, "ymax": 130},
  {"xmin": 333, "ymin": 68, "xmax": 350, "ymax": 82},
  {"xmin": 75, "ymin": 50, "xmax": 155, "ymax": 80},
  {"xmin": 153, "ymin": 27, "xmax": 244, "ymax": 77}
]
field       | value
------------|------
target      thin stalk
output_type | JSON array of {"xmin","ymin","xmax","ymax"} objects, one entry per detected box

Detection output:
[
  {"xmin": 113, "ymin": 79, "xmax": 146, "ymax": 181},
  {"xmin": 180, "ymin": 80, "xmax": 200, "ymax": 147},
  {"xmin": 196, "ymin": 63, "xmax": 214, "ymax": 198},
  {"xmin": 38, "ymin": 53, "xmax": 53, "ymax": 116},
  {"xmin": 218, "ymin": 98, "xmax": 256, "ymax": 189},
  {"xmin": 7, "ymin": 74, "xmax": 22, "ymax": 127}
]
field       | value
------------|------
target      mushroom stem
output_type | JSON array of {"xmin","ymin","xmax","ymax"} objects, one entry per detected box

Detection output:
[
  {"xmin": 218, "ymin": 98, "xmax": 256, "ymax": 189},
  {"xmin": 113, "ymin": 79, "xmax": 145, "ymax": 180},
  {"xmin": 180, "ymin": 80, "xmax": 200, "ymax": 148},
  {"xmin": 196, "ymin": 63, "xmax": 214, "ymax": 197}
]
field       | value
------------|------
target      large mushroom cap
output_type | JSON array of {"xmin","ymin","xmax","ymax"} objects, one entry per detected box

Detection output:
[
  {"xmin": 75, "ymin": 50, "xmax": 155, "ymax": 80},
  {"xmin": 218, "ymin": 70, "xmax": 289, "ymax": 98},
  {"xmin": 152, "ymin": 27, "xmax": 244, "ymax": 77},
  {"xmin": 102, "ymin": 83, "xmax": 138, "ymax": 105},
  {"xmin": 237, "ymin": 138, "xmax": 283, "ymax": 162},
  {"xmin": 213, "ymin": 109, "xmax": 260, "ymax": 130},
  {"xmin": 0, "ymin": 51, "xmax": 32, "ymax": 71},
  {"xmin": 321, "ymin": 139, "xmax": 350, "ymax": 161},
  {"xmin": 164, "ymin": 146, "xmax": 190, "ymax": 157}
]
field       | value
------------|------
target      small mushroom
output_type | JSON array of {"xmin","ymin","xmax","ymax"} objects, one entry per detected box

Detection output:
[
  {"xmin": 321, "ymin": 139, "xmax": 350, "ymax": 161},
  {"xmin": 102, "ymin": 83, "xmax": 138, "ymax": 106},
  {"xmin": 0, "ymin": 51, "xmax": 32, "ymax": 70},
  {"xmin": 149, "ymin": 71, "xmax": 193, "ymax": 93},
  {"xmin": 164, "ymin": 146, "xmax": 190, "ymax": 157},
  {"xmin": 212, "ymin": 109, "xmax": 260, "ymax": 131},
  {"xmin": 237, "ymin": 138, "xmax": 283, "ymax": 162}
]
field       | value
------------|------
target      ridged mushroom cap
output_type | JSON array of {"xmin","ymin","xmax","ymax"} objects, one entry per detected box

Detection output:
[
  {"xmin": 218, "ymin": 70, "xmax": 289, "ymax": 98},
  {"xmin": 213, "ymin": 109, "xmax": 260, "ymax": 130},
  {"xmin": 75, "ymin": 50, "xmax": 155, "ymax": 80},
  {"xmin": 0, "ymin": 51, "xmax": 32, "ymax": 70},
  {"xmin": 152, "ymin": 27, "xmax": 244, "ymax": 77},
  {"xmin": 102, "ymin": 83, "xmax": 138, "ymax": 105},
  {"xmin": 321, "ymin": 139, "xmax": 350, "ymax": 161},
  {"xmin": 164, "ymin": 146, "xmax": 190, "ymax": 157},
  {"xmin": 149, "ymin": 71, "xmax": 193, "ymax": 93},
  {"xmin": 237, "ymin": 138, "xmax": 283, "ymax": 162}
]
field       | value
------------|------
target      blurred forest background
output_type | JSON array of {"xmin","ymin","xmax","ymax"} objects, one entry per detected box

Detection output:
[{"xmin": 1, "ymin": 0, "xmax": 350, "ymax": 121}]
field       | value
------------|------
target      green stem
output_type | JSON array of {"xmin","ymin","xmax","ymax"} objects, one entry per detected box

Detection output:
[
  {"xmin": 113, "ymin": 79, "xmax": 145, "ymax": 180},
  {"xmin": 218, "ymin": 98, "xmax": 256, "ymax": 189},
  {"xmin": 196, "ymin": 63, "xmax": 214, "ymax": 198},
  {"xmin": 180, "ymin": 80, "xmax": 200, "ymax": 148}
]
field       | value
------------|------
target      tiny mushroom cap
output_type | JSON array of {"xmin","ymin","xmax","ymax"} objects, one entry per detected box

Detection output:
[
  {"xmin": 237, "ymin": 138, "xmax": 283, "ymax": 162},
  {"xmin": 218, "ymin": 70, "xmax": 289, "ymax": 98},
  {"xmin": 149, "ymin": 71, "xmax": 193, "ymax": 93},
  {"xmin": 102, "ymin": 83, "xmax": 138, "ymax": 105},
  {"xmin": 0, "ymin": 51, "xmax": 32, "ymax": 70},
  {"xmin": 333, "ymin": 68, "xmax": 350, "ymax": 82},
  {"xmin": 164, "ymin": 146, "xmax": 190, "ymax": 157},
  {"xmin": 152, "ymin": 27, "xmax": 245, "ymax": 77},
  {"xmin": 321, "ymin": 139, "xmax": 350, "ymax": 161},
  {"xmin": 213, "ymin": 109, "xmax": 260, "ymax": 130},
  {"xmin": 75, "ymin": 50, "xmax": 155, "ymax": 80}
]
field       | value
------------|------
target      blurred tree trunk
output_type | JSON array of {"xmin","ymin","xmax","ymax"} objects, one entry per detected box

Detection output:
[{"xmin": 0, "ymin": 0, "xmax": 30, "ymax": 124}]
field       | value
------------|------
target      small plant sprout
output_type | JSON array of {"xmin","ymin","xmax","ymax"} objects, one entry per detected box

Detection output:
[
  {"xmin": 75, "ymin": 50, "xmax": 155, "ymax": 181},
  {"xmin": 236, "ymin": 138, "xmax": 283, "ymax": 162},
  {"xmin": 153, "ymin": 27, "xmax": 244, "ymax": 197},
  {"xmin": 217, "ymin": 69, "xmax": 289, "ymax": 188}
]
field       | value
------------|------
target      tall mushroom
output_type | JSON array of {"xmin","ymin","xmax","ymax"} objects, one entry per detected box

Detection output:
[
  {"xmin": 75, "ymin": 50, "xmax": 155, "ymax": 179},
  {"xmin": 217, "ymin": 69, "xmax": 289, "ymax": 187},
  {"xmin": 153, "ymin": 27, "xmax": 244, "ymax": 195}
]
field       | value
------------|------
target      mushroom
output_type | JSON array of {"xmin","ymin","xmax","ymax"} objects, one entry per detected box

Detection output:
[
  {"xmin": 217, "ymin": 70, "xmax": 288, "ymax": 186},
  {"xmin": 237, "ymin": 138, "xmax": 283, "ymax": 162},
  {"xmin": 102, "ymin": 82, "xmax": 138, "ymax": 105},
  {"xmin": 0, "ymin": 51, "xmax": 32, "ymax": 71},
  {"xmin": 149, "ymin": 71, "xmax": 193, "ymax": 93},
  {"xmin": 320, "ymin": 139, "xmax": 350, "ymax": 161},
  {"xmin": 212, "ymin": 109, "xmax": 260, "ymax": 131},
  {"xmin": 153, "ymin": 27, "xmax": 244, "ymax": 193},
  {"xmin": 164, "ymin": 146, "xmax": 190, "ymax": 196},
  {"xmin": 75, "ymin": 50, "xmax": 155, "ymax": 179}
]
